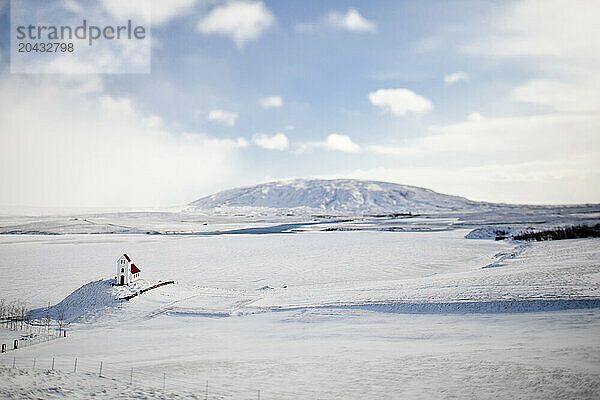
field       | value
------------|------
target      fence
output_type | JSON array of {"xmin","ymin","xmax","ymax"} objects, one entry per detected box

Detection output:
[
  {"xmin": 0, "ymin": 320, "xmax": 64, "ymax": 353},
  {"xmin": 0, "ymin": 355, "xmax": 266, "ymax": 399},
  {"xmin": 120, "ymin": 280, "xmax": 175, "ymax": 301}
]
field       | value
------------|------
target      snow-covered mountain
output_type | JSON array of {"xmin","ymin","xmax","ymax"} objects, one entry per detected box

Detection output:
[{"xmin": 188, "ymin": 179, "xmax": 486, "ymax": 215}]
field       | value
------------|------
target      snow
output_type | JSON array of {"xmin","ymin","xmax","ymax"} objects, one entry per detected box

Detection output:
[
  {"xmin": 0, "ymin": 329, "xmax": 25, "ymax": 344},
  {"xmin": 27, "ymin": 279, "xmax": 166, "ymax": 323},
  {"xmin": 0, "ymin": 176, "xmax": 599, "ymax": 398},
  {"xmin": 0, "ymin": 229, "xmax": 599, "ymax": 398},
  {"xmin": 0, "ymin": 230, "xmax": 511, "ymax": 307},
  {"xmin": 1, "ymin": 310, "xmax": 599, "ymax": 399},
  {"xmin": 0, "ymin": 179, "xmax": 596, "ymax": 242},
  {"xmin": 464, "ymin": 225, "xmax": 536, "ymax": 239},
  {"xmin": 0, "ymin": 366, "xmax": 202, "ymax": 399},
  {"xmin": 0, "ymin": 200, "xmax": 597, "ymax": 239},
  {"xmin": 187, "ymin": 178, "xmax": 485, "ymax": 214}
]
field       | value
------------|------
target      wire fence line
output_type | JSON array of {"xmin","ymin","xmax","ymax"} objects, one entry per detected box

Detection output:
[
  {"xmin": 0, "ymin": 355, "xmax": 270, "ymax": 399},
  {"xmin": 0, "ymin": 325, "xmax": 278, "ymax": 398},
  {"xmin": 0, "ymin": 321, "xmax": 64, "ymax": 353}
]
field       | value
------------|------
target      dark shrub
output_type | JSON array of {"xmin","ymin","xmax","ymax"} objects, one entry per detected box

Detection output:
[{"xmin": 513, "ymin": 224, "xmax": 600, "ymax": 241}]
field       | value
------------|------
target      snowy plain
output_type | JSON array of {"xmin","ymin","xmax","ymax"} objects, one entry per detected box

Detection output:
[
  {"xmin": 1, "ymin": 179, "xmax": 599, "ymax": 237},
  {"xmin": 0, "ymin": 229, "xmax": 599, "ymax": 398}
]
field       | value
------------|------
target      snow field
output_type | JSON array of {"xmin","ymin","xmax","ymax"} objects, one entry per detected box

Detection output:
[
  {"xmin": 1, "ymin": 309, "xmax": 599, "ymax": 399},
  {"xmin": 0, "ymin": 231, "xmax": 599, "ymax": 398}
]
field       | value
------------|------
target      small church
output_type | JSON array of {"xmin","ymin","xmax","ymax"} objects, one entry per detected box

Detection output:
[{"xmin": 116, "ymin": 253, "xmax": 141, "ymax": 286}]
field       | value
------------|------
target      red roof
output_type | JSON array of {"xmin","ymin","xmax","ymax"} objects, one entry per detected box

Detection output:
[
  {"xmin": 130, "ymin": 263, "xmax": 141, "ymax": 274},
  {"xmin": 123, "ymin": 254, "xmax": 131, "ymax": 262}
]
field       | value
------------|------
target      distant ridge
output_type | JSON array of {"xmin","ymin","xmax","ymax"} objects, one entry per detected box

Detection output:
[{"xmin": 188, "ymin": 179, "xmax": 487, "ymax": 215}]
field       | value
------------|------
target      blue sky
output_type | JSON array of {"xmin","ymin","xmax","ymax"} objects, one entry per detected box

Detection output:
[{"xmin": 0, "ymin": 0, "xmax": 599, "ymax": 208}]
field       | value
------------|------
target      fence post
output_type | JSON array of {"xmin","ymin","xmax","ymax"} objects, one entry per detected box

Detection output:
[
  {"xmin": 12, "ymin": 356, "xmax": 15, "ymax": 368},
  {"xmin": 51, "ymin": 357, "xmax": 55, "ymax": 370},
  {"xmin": 258, "ymin": 389, "xmax": 260, "ymax": 400},
  {"xmin": 205, "ymin": 380, "xmax": 208, "ymax": 400},
  {"xmin": 99, "ymin": 361, "xmax": 103, "ymax": 377},
  {"xmin": 163, "ymin": 372, "xmax": 166, "ymax": 392},
  {"xmin": 74, "ymin": 358, "xmax": 77, "ymax": 372},
  {"xmin": 130, "ymin": 368, "xmax": 133, "ymax": 385}
]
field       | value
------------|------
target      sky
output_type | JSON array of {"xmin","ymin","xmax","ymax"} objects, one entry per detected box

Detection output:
[{"xmin": 0, "ymin": 0, "xmax": 599, "ymax": 208}]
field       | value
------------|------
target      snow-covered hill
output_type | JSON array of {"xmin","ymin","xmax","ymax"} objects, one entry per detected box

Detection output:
[
  {"xmin": 188, "ymin": 179, "xmax": 487, "ymax": 215},
  {"xmin": 28, "ymin": 279, "xmax": 154, "ymax": 323}
]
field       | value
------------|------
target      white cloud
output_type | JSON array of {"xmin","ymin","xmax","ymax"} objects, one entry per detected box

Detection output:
[
  {"xmin": 360, "ymin": 112, "xmax": 600, "ymax": 202},
  {"xmin": 150, "ymin": 0, "xmax": 197, "ymax": 25},
  {"xmin": 327, "ymin": 9, "xmax": 376, "ymax": 32},
  {"xmin": 284, "ymin": 125, "xmax": 295, "ymax": 131},
  {"xmin": 259, "ymin": 95, "xmax": 283, "ymax": 109},
  {"xmin": 467, "ymin": 112, "xmax": 484, "ymax": 122},
  {"xmin": 368, "ymin": 88, "xmax": 432, "ymax": 116},
  {"xmin": 371, "ymin": 113, "xmax": 600, "ymax": 160},
  {"xmin": 252, "ymin": 133, "xmax": 289, "ymax": 151},
  {"xmin": 100, "ymin": 0, "xmax": 149, "ymax": 22},
  {"xmin": 207, "ymin": 109, "xmax": 239, "ymax": 127},
  {"xmin": 101, "ymin": 0, "xmax": 197, "ymax": 25},
  {"xmin": 464, "ymin": 0, "xmax": 600, "ymax": 61},
  {"xmin": 343, "ymin": 155, "xmax": 600, "ymax": 204},
  {"xmin": 371, "ymin": 0, "xmax": 599, "ymax": 203},
  {"xmin": 197, "ymin": 1, "xmax": 274, "ymax": 48},
  {"xmin": 463, "ymin": 0, "xmax": 600, "ymax": 113},
  {"xmin": 99, "ymin": 95, "xmax": 136, "ymax": 116},
  {"xmin": 424, "ymin": 113, "xmax": 600, "ymax": 158},
  {"xmin": 298, "ymin": 134, "xmax": 361, "ymax": 153},
  {"xmin": 0, "ymin": 76, "xmax": 248, "ymax": 208},
  {"xmin": 444, "ymin": 72, "xmax": 469, "ymax": 86},
  {"xmin": 297, "ymin": 8, "xmax": 376, "ymax": 33},
  {"xmin": 511, "ymin": 77, "xmax": 600, "ymax": 113},
  {"xmin": 62, "ymin": 0, "xmax": 84, "ymax": 14},
  {"xmin": 324, "ymin": 134, "xmax": 360, "ymax": 152}
]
